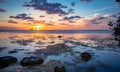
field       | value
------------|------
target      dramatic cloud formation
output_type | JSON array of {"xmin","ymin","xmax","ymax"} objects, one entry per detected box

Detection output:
[
  {"xmin": 0, "ymin": 8, "xmax": 6, "ymax": 12},
  {"xmin": 9, "ymin": 13, "xmax": 33, "ymax": 20},
  {"xmin": 24, "ymin": 0, "xmax": 68, "ymax": 15},
  {"xmin": 8, "ymin": 20, "xmax": 18, "ymax": 24},
  {"xmin": 0, "ymin": 0, "xmax": 119, "ymax": 30},
  {"xmin": 63, "ymin": 16, "xmax": 82, "ymax": 21}
]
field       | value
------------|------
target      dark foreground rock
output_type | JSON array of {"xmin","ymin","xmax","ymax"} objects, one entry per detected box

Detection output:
[
  {"xmin": 55, "ymin": 65, "xmax": 66, "ymax": 72},
  {"xmin": 80, "ymin": 52, "xmax": 92, "ymax": 61},
  {"xmin": 20, "ymin": 57, "xmax": 44, "ymax": 66},
  {"xmin": 0, "ymin": 56, "xmax": 17, "ymax": 69}
]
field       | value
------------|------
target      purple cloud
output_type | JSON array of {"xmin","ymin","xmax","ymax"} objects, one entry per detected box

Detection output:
[
  {"xmin": 24, "ymin": 0, "xmax": 68, "ymax": 15},
  {"xmin": 63, "ymin": 16, "xmax": 82, "ymax": 21},
  {"xmin": 90, "ymin": 20, "xmax": 102, "ymax": 24},
  {"xmin": 9, "ymin": 13, "xmax": 33, "ymax": 20},
  {"xmin": 87, "ymin": 16, "xmax": 107, "ymax": 25},
  {"xmin": 8, "ymin": 20, "xmax": 18, "ymax": 24}
]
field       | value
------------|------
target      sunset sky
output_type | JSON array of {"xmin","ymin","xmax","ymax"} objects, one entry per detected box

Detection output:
[{"xmin": 0, "ymin": 0, "xmax": 120, "ymax": 30}]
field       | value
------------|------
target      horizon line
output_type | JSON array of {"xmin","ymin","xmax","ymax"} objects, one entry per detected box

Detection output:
[{"xmin": 0, "ymin": 29, "xmax": 111, "ymax": 31}]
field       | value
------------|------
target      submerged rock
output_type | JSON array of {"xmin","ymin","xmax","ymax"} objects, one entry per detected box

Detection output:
[
  {"xmin": 11, "ymin": 39, "xmax": 34, "ymax": 46},
  {"xmin": 46, "ymin": 43, "xmax": 70, "ymax": 54},
  {"xmin": 55, "ymin": 65, "xmax": 66, "ymax": 72},
  {"xmin": 9, "ymin": 50, "xmax": 17, "ymax": 53},
  {"xmin": 14, "ymin": 48, "xmax": 24, "ymax": 51},
  {"xmin": 0, "ymin": 47, "xmax": 7, "ymax": 51},
  {"xmin": 20, "ymin": 57, "xmax": 44, "ymax": 66},
  {"xmin": 57, "ymin": 35, "xmax": 62, "ymax": 38},
  {"xmin": 64, "ymin": 40, "xmax": 81, "ymax": 45},
  {"xmin": 80, "ymin": 52, "xmax": 91, "ymax": 61},
  {"xmin": 0, "ymin": 56, "xmax": 17, "ymax": 69}
]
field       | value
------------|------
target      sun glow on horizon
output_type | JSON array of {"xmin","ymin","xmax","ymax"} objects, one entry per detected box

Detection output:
[{"xmin": 32, "ymin": 25, "xmax": 43, "ymax": 30}]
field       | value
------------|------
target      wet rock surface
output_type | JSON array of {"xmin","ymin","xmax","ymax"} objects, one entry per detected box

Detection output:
[
  {"xmin": 20, "ymin": 57, "xmax": 44, "ymax": 66},
  {"xmin": 80, "ymin": 52, "xmax": 92, "ymax": 61},
  {"xmin": 0, "ymin": 56, "xmax": 17, "ymax": 69},
  {"xmin": 55, "ymin": 65, "xmax": 66, "ymax": 72}
]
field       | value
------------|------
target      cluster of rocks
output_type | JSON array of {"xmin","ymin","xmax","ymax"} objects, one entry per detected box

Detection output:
[
  {"xmin": 0, "ymin": 41, "xmax": 92, "ymax": 72},
  {"xmin": 0, "ymin": 56, "xmax": 44, "ymax": 69},
  {"xmin": 0, "ymin": 56, "xmax": 66, "ymax": 72}
]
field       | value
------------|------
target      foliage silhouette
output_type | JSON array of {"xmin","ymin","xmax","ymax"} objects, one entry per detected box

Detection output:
[{"xmin": 108, "ymin": 16, "xmax": 120, "ymax": 46}]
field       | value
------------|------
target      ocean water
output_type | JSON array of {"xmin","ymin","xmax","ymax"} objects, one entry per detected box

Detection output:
[
  {"xmin": 0, "ymin": 30, "xmax": 120, "ymax": 72},
  {"xmin": 0, "ymin": 30, "xmax": 113, "ymax": 33}
]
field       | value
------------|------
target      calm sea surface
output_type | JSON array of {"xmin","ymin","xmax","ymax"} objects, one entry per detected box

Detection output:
[{"xmin": 0, "ymin": 30, "xmax": 120, "ymax": 72}]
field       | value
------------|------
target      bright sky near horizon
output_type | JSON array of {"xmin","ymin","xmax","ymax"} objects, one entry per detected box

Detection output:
[{"xmin": 0, "ymin": 0, "xmax": 120, "ymax": 30}]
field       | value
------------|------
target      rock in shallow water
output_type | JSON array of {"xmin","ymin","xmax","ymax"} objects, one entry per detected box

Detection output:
[
  {"xmin": 57, "ymin": 35, "xmax": 62, "ymax": 38},
  {"xmin": 80, "ymin": 52, "xmax": 92, "ymax": 61},
  {"xmin": 20, "ymin": 57, "xmax": 44, "ymax": 66},
  {"xmin": 55, "ymin": 65, "xmax": 66, "ymax": 72},
  {"xmin": 0, "ymin": 56, "xmax": 17, "ymax": 69},
  {"xmin": 9, "ymin": 50, "xmax": 17, "ymax": 53},
  {"xmin": 0, "ymin": 47, "xmax": 7, "ymax": 51}
]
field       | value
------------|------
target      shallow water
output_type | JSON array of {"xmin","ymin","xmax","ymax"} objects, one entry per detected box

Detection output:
[{"xmin": 0, "ymin": 31, "xmax": 120, "ymax": 72}]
